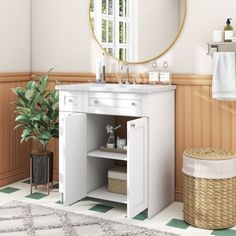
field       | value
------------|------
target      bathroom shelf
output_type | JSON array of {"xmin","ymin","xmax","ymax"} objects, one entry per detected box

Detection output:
[
  {"xmin": 207, "ymin": 42, "xmax": 236, "ymax": 55},
  {"xmin": 87, "ymin": 185, "xmax": 127, "ymax": 204},
  {"xmin": 100, "ymin": 146, "xmax": 127, "ymax": 154},
  {"xmin": 87, "ymin": 149, "xmax": 127, "ymax": 161}
]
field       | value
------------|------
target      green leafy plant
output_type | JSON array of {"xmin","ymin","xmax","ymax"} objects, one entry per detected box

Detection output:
[{"xmin": 11, "ymin": 71, "xmax": 59, "ymax": 153}]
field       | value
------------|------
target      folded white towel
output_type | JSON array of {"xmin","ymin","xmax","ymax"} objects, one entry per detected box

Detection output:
[{"xmin": 212, "ymin": 52, "xmax": 236, "ymax": 100}]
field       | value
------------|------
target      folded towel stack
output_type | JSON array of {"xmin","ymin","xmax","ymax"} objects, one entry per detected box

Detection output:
[{"xmin": 212, "ymin": 52, "xmax": 236, "ymax": 100}]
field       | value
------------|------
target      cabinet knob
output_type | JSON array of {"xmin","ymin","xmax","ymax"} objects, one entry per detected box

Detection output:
[
  {"xmin": 131, "ymin": 102, "xmax": 136, "ymax": 106},
  {"xmin": 131, "ymin": 123, "xmax": 135, "ymax": 128},
  {"xmin": 94, "ymin": 100, "xmax": 99, "ymax": 104},
  {"xmin": 68, "ymin": 99, "xmax": 73, "ymax": 103}
]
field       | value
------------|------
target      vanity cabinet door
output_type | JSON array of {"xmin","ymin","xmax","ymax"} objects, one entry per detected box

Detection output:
[
  {"xmin": 60, "ymin": 112, "xmax": 87, "ymax": 206},
  {"xmin": 127, "ymin": 118, "xmax": 148, "ymax": 219}
]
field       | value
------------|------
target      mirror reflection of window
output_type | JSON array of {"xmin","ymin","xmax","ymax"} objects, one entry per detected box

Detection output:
[
  {"xmin": 91, "ymin": 0, "xmax": 135, "ymax": 61},
  {"xmin": 90, "ymin": 0, "xmax": 185, "ymax": 64},
  {"xmin": 90, "ymin": 0, "xmax": 95, "ymax": 30}
]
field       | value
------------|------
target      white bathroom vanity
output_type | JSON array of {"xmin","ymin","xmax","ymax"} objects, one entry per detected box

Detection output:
[{"xmin": 56, "ymin": 83, "xmax": 175, "ymax": 219}]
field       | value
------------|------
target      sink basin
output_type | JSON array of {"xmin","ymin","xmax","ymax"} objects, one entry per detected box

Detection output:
[
  {"xmin": 89, "ymin": 83, "xmax": 144, "ymax": 88},
  {"xmin": 56, "ymin": 83, "xmax": 176, "ymax": 94},
  {"xmin": 89, "ymin": 83, "xmax": 163, "ymax": 89}
]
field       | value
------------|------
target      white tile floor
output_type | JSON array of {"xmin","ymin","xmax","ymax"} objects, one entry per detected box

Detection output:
[{"xmin": 0, "ymin": 179, "xmax": 234, "ymax": 236}]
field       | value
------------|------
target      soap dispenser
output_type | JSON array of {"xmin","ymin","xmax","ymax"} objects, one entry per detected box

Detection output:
[
  {"xmin": 96, "ymin": 57, "xmax": 102, "ymax": 83},
  {"xmin": 160, "ymin": 61, "xmax": 171, "ymax": 85},
  {"xmin": 148, "ymin": 60, "xmax": 159, "ymax": 85},
  {"xmin": 101, "ymin": 53, "xmax": 106, "ymax": 82},
  {"xmin": 224, "ymin": 18, "xmax": 234, "ymax": 42},
  {"xmin": 96, "ymin": 53, "xmax": 106, "ymax": 83}
]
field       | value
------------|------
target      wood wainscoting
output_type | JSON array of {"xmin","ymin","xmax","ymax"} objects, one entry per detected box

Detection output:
[
  {"xmin": 0, "ymin": 73, "xmax": 31, "ymax": 186},
  {"xmin": 0, "ymin": 72, "xmax": 95, "ymax": 187},
  {"xmin": 173, "ymin": 75, "xmax": 236, "ymax": 201},
  {"xmin": 2, "ymin": 72, "xmax": 236, "ymax": 202}
]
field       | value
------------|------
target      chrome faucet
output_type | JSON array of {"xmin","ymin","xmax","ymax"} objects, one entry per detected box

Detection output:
[{"xmin": 119, "ymin": 63, "xmax": 129, "ymax": 84}]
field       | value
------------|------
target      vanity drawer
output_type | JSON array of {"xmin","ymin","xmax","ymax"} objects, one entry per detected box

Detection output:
[
  {"xmin": 87, "ymin": 92, "xmax": 142, "ymax": 116},
  {"xmin": 59, "ymin": 91, "xmax": 83, "ymax": 112}
]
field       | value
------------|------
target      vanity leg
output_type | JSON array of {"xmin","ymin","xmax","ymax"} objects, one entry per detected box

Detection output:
[
  {"xmin": 47, "ymin": 157, "xmax": 50, "ymax": 195},
  {"xmin": 30, "ymin": 156, "xmax": 32, "ymax": 195}
]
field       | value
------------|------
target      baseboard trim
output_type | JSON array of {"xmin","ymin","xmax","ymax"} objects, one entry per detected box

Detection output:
[
  {"xmin": 175, "ymin": 188, "xmax": 183, "ymax": 202},
  {"xmin": 0, "ymin": 168, "xmax": 29, "ymax": 187}
]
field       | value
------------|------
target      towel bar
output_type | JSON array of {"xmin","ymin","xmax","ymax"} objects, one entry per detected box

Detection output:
[{"xmin": 207, "ymin": 42, "xmax": 236, "ymax": 55}]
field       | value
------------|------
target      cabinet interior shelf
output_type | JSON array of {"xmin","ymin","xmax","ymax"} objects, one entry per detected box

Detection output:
[
  {"xmin": 87, "ymin": 185, "xmax": 127, "ymax": 204},
  {"xmin": 87, "ymin": 149, "xmax": 127, "ymax": 161}
]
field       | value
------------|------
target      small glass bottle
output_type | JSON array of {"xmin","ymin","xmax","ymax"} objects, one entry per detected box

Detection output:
[
  {"xmin": 118, "ymin": 64, "xmax": 124, "ymax": 84},
  {"xmin": 149, "ymin": 61, "xmax": 159, "ymax": 85},
  {"xmin": 107, "ymin": 130, "xmax": 115, "ymax": 148},
  {"xmin": 160, "ymin": 61, "xmax": 171, "ymax": 85}
]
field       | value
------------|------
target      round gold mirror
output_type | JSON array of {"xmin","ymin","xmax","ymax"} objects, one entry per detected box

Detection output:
[{"xmin": 89, "ymin": 0, "xmax": 186, "ymax": 64}]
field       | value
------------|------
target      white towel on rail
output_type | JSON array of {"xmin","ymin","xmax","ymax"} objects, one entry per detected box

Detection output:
[{"xmin": 212, "ymin": 52, "xmax": 236, "ymax": 100}]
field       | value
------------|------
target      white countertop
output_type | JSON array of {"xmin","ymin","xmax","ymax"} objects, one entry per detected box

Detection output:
[{"xmin": 55, "ymin": 83, "xmax": 176, "ymax": 94}]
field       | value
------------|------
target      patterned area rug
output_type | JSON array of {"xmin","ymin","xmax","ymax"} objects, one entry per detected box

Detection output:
[{"xmin": 0, "ymin": 201, "xmax": 179, "ymax": 236}]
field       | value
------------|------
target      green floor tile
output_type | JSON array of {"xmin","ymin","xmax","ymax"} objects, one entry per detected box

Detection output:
[
  {"xmin": 56, "ymin": 200, "xmax": 63, "ymax": 205},
  {"xmin": 166, "ymin": 218, "xmax": 190, "ymax": 229},
  {"xmin": 89, "ymin": 204, "xmax": 113, "ymax": 213},
  {"xmin": 25, "ymin": 192, "xmax": 47, "ymax": 200},
  {"xmin": 22, "ymin": 179, "xmax": 30, "ymax": 184},
  {"xmin": 133, "ymin": 212, "xmax": 148, "ymax": 221},
  {"xmin": 211, "ymin": 229, "xmax": 236, "ymax": 236},
  {"xmin": 0, "ymin": 187, "xmax": 20, "ymax": 194}
]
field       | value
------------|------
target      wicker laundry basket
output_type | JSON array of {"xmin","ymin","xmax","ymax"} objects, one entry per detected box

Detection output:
[
  {"xmin": 182, "ymin": 148, "xmax": 236, "ymax": 229},
  {"xmin": 108, "ymin": 166, "xmax": 127, "ymax": 195}
]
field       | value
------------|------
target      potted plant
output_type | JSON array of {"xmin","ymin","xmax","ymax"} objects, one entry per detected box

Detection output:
[{"xmin": 11, "ymin": 71, "xmax": 59, "ymax": 194}]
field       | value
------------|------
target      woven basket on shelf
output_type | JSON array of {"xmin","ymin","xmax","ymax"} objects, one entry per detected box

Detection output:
[
  {"xmin": 108, "ymin": 178, "xmax": 127, "ymax": 195},
  {"xmin": 108, "ymin": 166, "xmax": 127, "ymax": 195},
  {"xmin": 182, "ymin": 148, "xmax": 236, "ymax": 229}
]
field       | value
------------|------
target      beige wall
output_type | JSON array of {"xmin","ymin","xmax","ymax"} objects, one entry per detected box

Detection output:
[
  {"xmin": 136, "ymin": 0, "xmax": 179, "ymax": 62},
  {"xmin": 2, "ymin": 0, "xmax": 236, "ymax": 75},
  {"xmin": 171, "ymin": 0, "xmax": 233, "ymax": 75},
  {"xmin": 31, "ymin": 0, "xmax": 97, "ymax": 73},
  {"xmin": 0, "ymin": 0, "xmax": 31, "ymax": 72}
]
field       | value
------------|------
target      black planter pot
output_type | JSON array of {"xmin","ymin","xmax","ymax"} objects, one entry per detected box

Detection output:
[{"xmin": 30, "ymin": 151, "xmax": 53, "ymax": 194}]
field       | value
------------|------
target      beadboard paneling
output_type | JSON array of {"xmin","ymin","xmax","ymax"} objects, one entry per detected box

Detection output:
[
  {"xmin": 2, "ymin": 72, "xmax": 235, "ymax": 203},
  {"xmin": 31, "ymin": 80, "xmax": 76, "ymax": 181},
  {"xmin": 45, "ymin": 73, "xmax": 219, "ymax": 202},
  {"xmin": 175, "ymin": 78, "xmax": 236, "ymax": 201},
  {"xmin": 0, "ymin": 73, "xmax": 31, "ymax": 187}
]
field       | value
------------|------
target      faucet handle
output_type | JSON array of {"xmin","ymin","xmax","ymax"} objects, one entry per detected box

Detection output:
[
  {"xmin": 132, "ymin": 75, "xmax": 137, "ymax": 85},
  {"xmin": 117, "ymin": 75, "xmax": 122, "ymax": 84},
  {"xmin": 122, "ymin": 63, "xmax": 129, "ymax": 84}
]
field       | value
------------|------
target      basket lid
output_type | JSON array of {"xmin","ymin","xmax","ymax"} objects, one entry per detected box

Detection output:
[
  {"xmin": 184, "ymin": 148, "xmax": 236, "ymax": 161},
  {"xmin": 108, "ymin": 166, "xmax": 127, "ymax": 181},
  {"xmin": 183, "ymin": 149, "xmax": 236, "ymax": 179}
]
